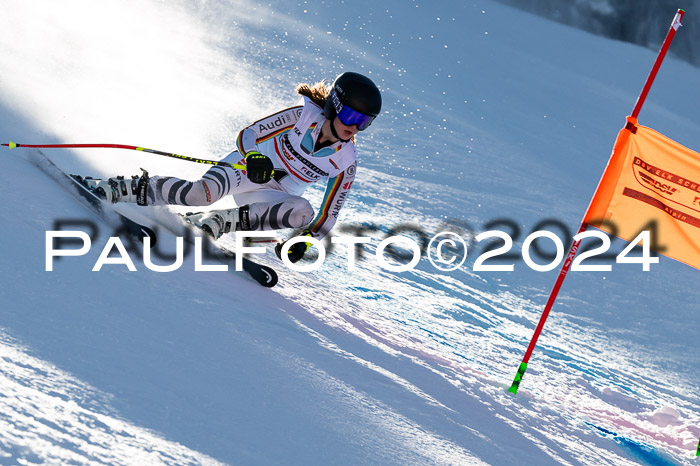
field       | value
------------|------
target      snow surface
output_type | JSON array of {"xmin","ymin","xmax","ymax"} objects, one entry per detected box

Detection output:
[{"xmin": 1, "ymin": 0, "xmax": 699, "ymax": 464}]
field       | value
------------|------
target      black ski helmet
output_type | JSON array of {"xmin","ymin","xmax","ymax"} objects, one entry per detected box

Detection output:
[{"xmin": 324, "ymin": 72, "xmax": 382, "ymax": 130}]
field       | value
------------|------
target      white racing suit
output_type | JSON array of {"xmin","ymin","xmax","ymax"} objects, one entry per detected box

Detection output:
[{"xmin": 146, "ymin": 96, "xmax": 357, "ymax": 239}]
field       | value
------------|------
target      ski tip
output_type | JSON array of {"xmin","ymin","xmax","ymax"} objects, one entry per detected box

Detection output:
[{"xmin": 256, "ymin": 266, "xmax": 278, "ymax": 288}]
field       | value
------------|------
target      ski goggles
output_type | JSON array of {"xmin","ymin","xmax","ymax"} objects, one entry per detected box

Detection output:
[{"xmin": 336, "ymin": 104, "xmax": 375, "ymax": 131}]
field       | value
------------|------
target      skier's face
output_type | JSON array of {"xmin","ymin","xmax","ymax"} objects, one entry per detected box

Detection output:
[{"xmin": 333, "ymin": 116, "xmax": 360, "ymax": 142}]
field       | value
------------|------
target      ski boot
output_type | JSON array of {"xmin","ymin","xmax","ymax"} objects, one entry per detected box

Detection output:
[
  {"xmin": 184, "ymin": 206, "xmax": 250, "ymax": 240},
  {"xmin": 77, "ymin": 169, "xmax": 149, "ymax": 205}
]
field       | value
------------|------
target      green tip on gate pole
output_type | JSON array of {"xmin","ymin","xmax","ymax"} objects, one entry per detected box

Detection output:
[
  {"xmin": 696, "ymin": 434, "xmax": 699, "ymax": 456},
  {"xmin": 8, "ymin": 141, "xmax": 17, "ymax": 149},
  {"xmin": 508, "ymin": 362, "xmax": 528, "ymax": 394}
]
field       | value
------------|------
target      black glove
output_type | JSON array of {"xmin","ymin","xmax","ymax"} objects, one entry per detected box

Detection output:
[
  {"xmin": 245, "ymin": 151, "xmax": 274, "ymax": 184},
  {"xmin": 275, "ymin": 230, "xmax": 313, "ymax": 263}
]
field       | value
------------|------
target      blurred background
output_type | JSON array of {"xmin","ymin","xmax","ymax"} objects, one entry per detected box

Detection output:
[{"xmin": 494, "ymin": 0, "xmax": 699, "ymax": 67}]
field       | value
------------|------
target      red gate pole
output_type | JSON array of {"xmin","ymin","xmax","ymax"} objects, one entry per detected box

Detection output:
[
  {"xmin": 509, "ymin": 9, "xmax": 685, "ymax": 394},
  {"xmin": 631, "ymin": 9, "xmax": 685, "ymax": 119}
]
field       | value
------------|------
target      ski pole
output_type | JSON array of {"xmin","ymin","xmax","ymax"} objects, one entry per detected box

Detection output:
[{"xmin": 2, "ymin": 141, "xmax": 246, "ymax": 170}]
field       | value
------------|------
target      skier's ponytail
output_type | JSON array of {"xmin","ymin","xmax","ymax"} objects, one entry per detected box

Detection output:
[{"xmin": 295, "ymin": 81, "xmax": 331, "ymax": 109}]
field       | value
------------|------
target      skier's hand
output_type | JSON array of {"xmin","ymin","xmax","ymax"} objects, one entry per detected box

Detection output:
[
  {"xmin": 275, "ymin": 230, "xmax": 313, "ymax": 263},
  {"xmin": 245, "ymin": 151, "xmax": 274, "ymax": 184}
]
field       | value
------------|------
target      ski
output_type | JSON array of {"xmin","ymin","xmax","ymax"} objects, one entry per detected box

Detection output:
[
  {"xmin": 32, "ymin": 151, "xmax": 278, "ymax": 287},
  {"xmin": 31, "ymin": 151, "xmax": 158, "ymax": 244}
]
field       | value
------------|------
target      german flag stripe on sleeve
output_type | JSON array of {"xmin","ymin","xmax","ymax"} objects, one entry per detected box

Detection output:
[{"xmin": 309, "ymin": 172, "xmax": 344, "ymax": 234}]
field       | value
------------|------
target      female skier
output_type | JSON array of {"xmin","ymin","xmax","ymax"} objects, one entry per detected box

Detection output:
[{"xmin": 84, "ymin": 71, "xmax": 382, "ymax": 263}]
